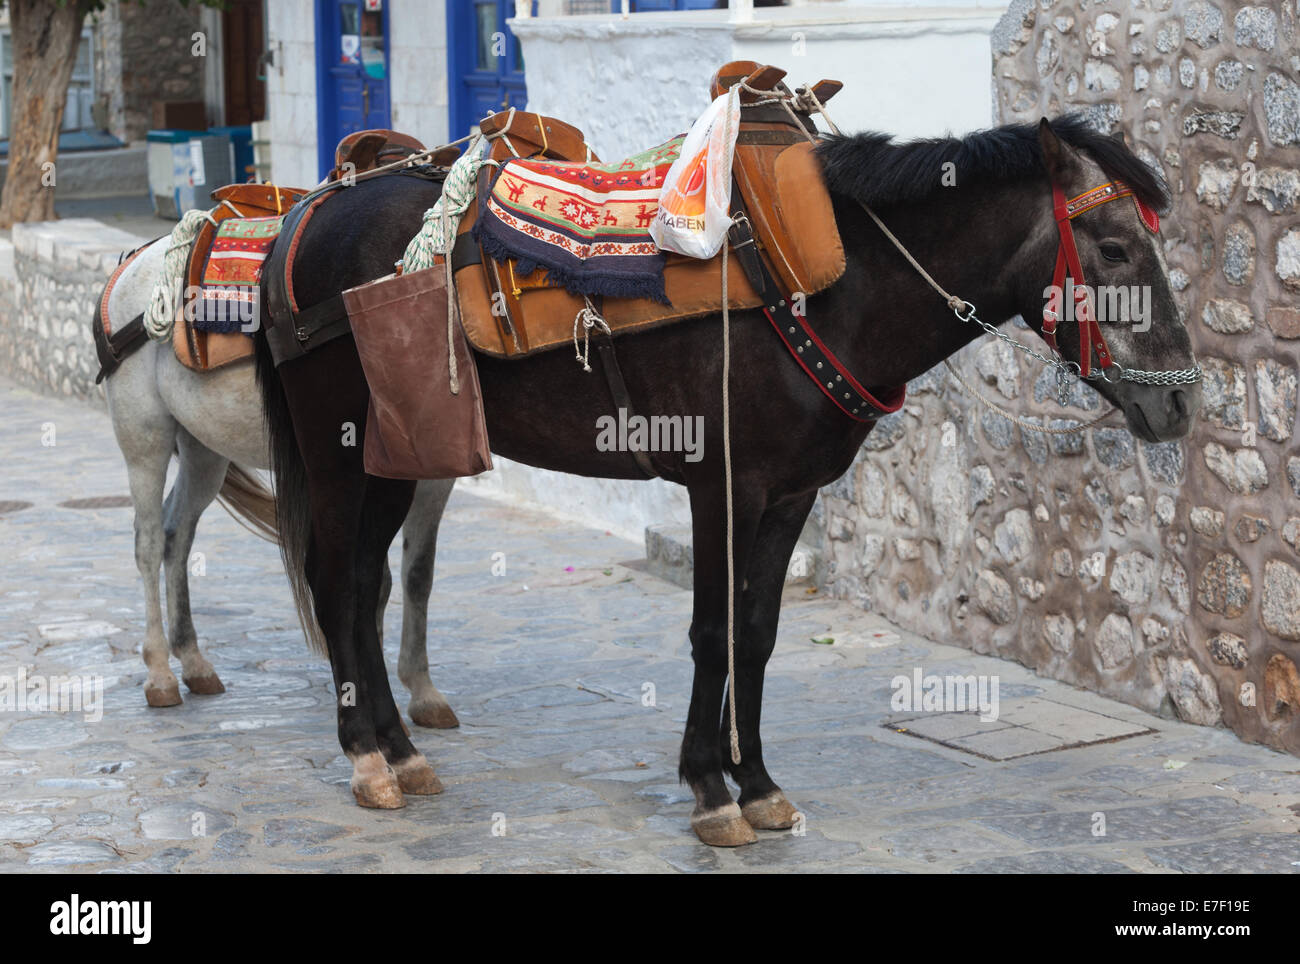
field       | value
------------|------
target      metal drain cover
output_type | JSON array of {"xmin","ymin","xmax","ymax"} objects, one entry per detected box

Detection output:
[
  {"xmin": 59, "ymin": 496, "xmax": 133, "ymax": 509},
  {"xmin": 886, "ymin": 696, "xmax": 1155, "ymax": 761}
]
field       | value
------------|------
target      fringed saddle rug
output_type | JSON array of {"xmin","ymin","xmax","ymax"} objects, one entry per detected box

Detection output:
[
  {"xmin": 473, "ymin": 136, "xmax": 684, "ymax": 304},
  {"xmin": 192, "ymin": 214, "xmax": 285, "ymax": 333}
]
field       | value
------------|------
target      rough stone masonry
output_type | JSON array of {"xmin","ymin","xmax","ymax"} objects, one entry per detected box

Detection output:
[{"xmin": 814, "ymin": 0, "xmax": 1300, "ymax": 756}]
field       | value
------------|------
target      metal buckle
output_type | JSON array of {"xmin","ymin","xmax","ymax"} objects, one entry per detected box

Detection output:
[{"xmin": 728, "ymin": 213, "xmax": 755, "ymax": 248}]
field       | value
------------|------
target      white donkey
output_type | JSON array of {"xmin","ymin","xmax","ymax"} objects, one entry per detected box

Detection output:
[{"xmin": 101, "ymin": 238, "xmax": 458, "ymax": 727}]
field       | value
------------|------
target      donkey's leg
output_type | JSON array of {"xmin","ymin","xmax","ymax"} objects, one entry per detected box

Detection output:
[
  {"xmin": 162, "ymin": 429, "xmax": 230, "ymax": 695},
  {"xmin": 721, "ymin": 491, "xmax": 817, "ymax": 831},
  {"xmin": 680, "ymin": 481, "xmax": 765, "ymax": 847},
  {"xmin": 355, "ymin": 477, "xmax": 442, "ymax": 795},
  {"xmin": 109, "ymin": 375, "xmax": 182, "ymax": 707},
  {"xmin": 305, "ymin": 478, "xmax": 407, "ymax": 809},
  {"xmin": 399, "ymin": 479, "xmax": 458, "ymax": 728}
]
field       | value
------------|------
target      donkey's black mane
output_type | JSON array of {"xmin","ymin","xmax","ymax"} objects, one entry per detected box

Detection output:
[{"xmin": 816, "ymin": 115, "xmax": 1169, "ymax": 213}]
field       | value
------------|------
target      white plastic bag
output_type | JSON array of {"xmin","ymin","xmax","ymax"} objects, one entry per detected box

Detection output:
[{"xmin": 650, "ymin": 87, "xmax": 740, "ymax": 259}]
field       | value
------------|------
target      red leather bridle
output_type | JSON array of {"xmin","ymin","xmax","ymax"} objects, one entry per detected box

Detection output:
[{"xmin": 1040, "ymin": 179, "xmax": 1161, "ymax": 378}]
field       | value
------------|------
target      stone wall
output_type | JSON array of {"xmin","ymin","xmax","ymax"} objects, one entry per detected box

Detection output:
[
  {"xmin": 1, "ymin": 220, "xmax": 152, "ymax": 404},
  {"xmin": 93, "ymin": 0, "xmax": 205, "ymax": 143},
  {"xmin": 817, "ymin": 0, "xmax": 1300, "ymax": 755}
]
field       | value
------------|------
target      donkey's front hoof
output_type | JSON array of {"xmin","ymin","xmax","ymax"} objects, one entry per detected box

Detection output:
[
  {"xmin": 144, "ymin": 678, "xmax": 182, "ymax": 707},
  {"xmin": 410, "ymin": 697, "xmax": 460, "ymax": 729},
  {"xmin": 350, "ymin": 753, "xmax": 406, "ymax": 809},
  {"xmin": 691, "ymin": 803, "xmax": 757, "ymax": 847},
  {"xmin": 182, "ymin": 672, "xmax": 225, "ymax": 696},
  {"xmin": 741, "ymin": 792, "xmax": 800, "ymax": 830},
  {"xmin": 392, "ymin": 755, "xmax": 444, "ymax": 795}
]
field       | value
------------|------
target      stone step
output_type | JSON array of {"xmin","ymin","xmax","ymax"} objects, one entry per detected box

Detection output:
[{"xmin": 644, "ymin": 523, "xmax": 818, "ymax": 590}]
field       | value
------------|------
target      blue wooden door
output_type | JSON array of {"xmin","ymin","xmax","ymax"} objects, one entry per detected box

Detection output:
[
  {"xmin": 448, "ymin": 0, "xmax": 528, "ymax": 140},
  {"xmin": 316, "ymin": 0, "xmax": 391, "ymax": 177}
]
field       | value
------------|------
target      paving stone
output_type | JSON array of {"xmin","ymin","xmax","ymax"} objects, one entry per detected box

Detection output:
[
  {"xmin": 262, "ymin": 818, "xmax": 351, "ymax": 849},
  {"xmin": 956, "ymin": 850, "xmax": 1137, "ymax": 873},
  {"xmin": 883, "ymin": 824, "xmax": 1019, "ymax": 864},
  {"xmin": 737, "ymin": 830, "xmax": 863, "ymax": 867},
  {"xmin": 978, "ymin": 797, "xmax": 1263, "ymax": 846},
  {"xmin": 25, "ymin": 840, "xmax": 122, "ymax": 866},
  {"xmin": 946, "ymin": 727, "xmax": 1068, "ymax": 760},
  {"xmin": 1216, "ymin": 769, "xmax": 1300, "ymax": 794},
  {"xmin": 1145, "ymin": 834, "xmax": 1300, "ymax": 873},
  {"xmin": 659, "ymin": 843, "xmax": 722, "ymax": 873}
]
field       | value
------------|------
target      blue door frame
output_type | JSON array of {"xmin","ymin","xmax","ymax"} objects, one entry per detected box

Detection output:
[
  {"xmin": 447, "ymin": 0, "xmax": 530, "ymax": 141},
  {"xmin": 315, "ymin": 0, "xmax": 393, "ymax": 179}
]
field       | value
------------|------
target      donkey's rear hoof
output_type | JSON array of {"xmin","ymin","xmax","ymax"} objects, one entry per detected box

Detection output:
[
  {"xmin": 182, "ymin": 672, "xmax": 225, "ymax": 696},
  {"xmin": 691, "ymin": 803, "xmax": 757, "ymax": 847},
  {"xmin": 144, "ymin": 678, "xmax": 182, "ymax": 707},
  {"xmin": 741, "ymin": 792, "xmax": 799, "ymax": 830},
  {"xmin": 392, "ymin": 756, "xmax": 444, "ymax": 795},
  {"xmin": 350, "ymin": 753, "xmax": 406, "ymax": 809},
  {"xmin": 410, "ymin": 698, "xmax": 460, "ymax": 729}
]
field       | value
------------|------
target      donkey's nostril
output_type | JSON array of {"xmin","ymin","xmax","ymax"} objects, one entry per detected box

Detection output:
[{"xmin": 1171, "ymin": 389, "xmax": 1189, "ymax": 420}]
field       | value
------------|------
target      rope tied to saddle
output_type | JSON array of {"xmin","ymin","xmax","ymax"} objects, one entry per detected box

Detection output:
[
  {"xmin": 571, "ymin": 297, "xmax": 612, "ymax": 372},
  {"xmin": 721, "ymin": 86, "xmax": 742, "ymax": 768},
  {"xmin": 144, "ymin": 207, "xmax": 220, "ymax": 340},
  {"xmin": 402, "ymin": 136, "xmax": 492, "ymax": 272}
]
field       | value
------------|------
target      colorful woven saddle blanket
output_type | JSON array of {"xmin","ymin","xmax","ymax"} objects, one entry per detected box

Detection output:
[
  {"xmin": 192, "ymin": 214, "xmax": 285, "ymax": 333},
  {"xmin": 473, "ymin": 136, "xmax": 684, "ymax": 304}
]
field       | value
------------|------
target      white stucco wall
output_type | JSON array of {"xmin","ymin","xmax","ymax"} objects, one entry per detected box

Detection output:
[
  {"xmin": 264, "ymin": 0, "xmax": 450, "ymax": 189},
  {"xmin": 512, "ymin": 3, "xmax": 1008, "ymax": 160},
  {"xmin": 265, "ymin": 0, "xmax": 319, "ymax": 188},
  {"xmin": 388, "ymin": 0, "xmax": 450, "ymax": 148}
]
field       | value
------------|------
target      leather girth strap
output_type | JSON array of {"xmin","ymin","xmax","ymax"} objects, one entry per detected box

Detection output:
[
  {"xmin": 592, "ymin": 326, "xmax": 658, "ymax": 479},
  {"xmin": 92, "ymin": 238, "xmax": 160, "ymax": 383},
  {"xmin": 93, "ymin": 313, "xmax": 147, "ymax": 384},
  {"xmin": 263, "ymin": 187, "xmax": 349, "ymax": 367}
]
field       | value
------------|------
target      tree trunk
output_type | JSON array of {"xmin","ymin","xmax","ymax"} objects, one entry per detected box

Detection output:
[{"xmin": 0, "ymin": 0, "xmax": 93, "ymax": 227}]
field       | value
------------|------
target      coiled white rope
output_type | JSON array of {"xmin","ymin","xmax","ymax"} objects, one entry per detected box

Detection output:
[
  {"xmin": 402, "ymin": 137, "xmax": 491, "ymax": 271},
  {"xmin": 144, "ymin": 208, "xmax": 213, "ymax": 340}
]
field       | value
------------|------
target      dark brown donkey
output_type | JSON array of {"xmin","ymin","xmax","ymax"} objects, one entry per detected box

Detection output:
[{"xmin": 254, "ymin": 117, "xmax": 1201, "ymax": 847}]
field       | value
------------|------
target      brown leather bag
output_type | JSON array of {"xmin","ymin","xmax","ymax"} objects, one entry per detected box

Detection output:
[{"xmin": 342, "ymin": 267, "xmax": 492, "ymax": 480}]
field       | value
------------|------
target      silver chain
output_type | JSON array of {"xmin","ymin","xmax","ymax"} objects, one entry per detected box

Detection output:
[{"xmin": 950, "ymin": 299, "xmax": 1201, "ymax": 406}]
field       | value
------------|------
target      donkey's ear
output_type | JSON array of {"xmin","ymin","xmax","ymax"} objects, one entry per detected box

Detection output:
[{"xmin": 1037, "ymin": 118, "xmax": 1079, "ymax": 182}]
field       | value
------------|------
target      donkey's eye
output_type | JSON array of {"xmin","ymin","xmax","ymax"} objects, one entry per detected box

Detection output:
[{"xmin": 1099, "ymin": 242, "xmax": 1128, "ymax": 263}]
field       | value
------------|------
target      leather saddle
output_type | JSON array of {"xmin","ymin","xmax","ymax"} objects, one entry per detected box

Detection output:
[
  {"xmin": 173, "ymin": 182, "xmax": 305, "ymax": 372},
  {"xmin": 328, "ymin": 128, "xmax": 460, "ymax": 181},
  {"xmin": 479, "ymin": 110, "xmax": 599, "ymax": 163},
  {"xmin": 452, "ymin": 63, "xmax": 846, "ymax": 359}
]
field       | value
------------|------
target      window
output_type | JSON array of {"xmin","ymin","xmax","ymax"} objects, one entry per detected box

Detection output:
[{"xmin": 0, "ymin": 29, "xmax": 96, "ymax": 139}]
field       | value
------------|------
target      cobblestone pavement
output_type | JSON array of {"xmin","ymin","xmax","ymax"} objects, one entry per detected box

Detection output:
[{"xmin": 2, "ymin": 376, "xmax": 1299, "ymax": 873}]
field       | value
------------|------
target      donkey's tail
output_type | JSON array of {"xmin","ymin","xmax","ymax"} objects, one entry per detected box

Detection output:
[
  {"xmin": 253, "ymin": 321, "xmax": 327, "ymax": 656},
  {"xmin": 215, "ymin": 463, "xmax": 278, "ymax": 543}
]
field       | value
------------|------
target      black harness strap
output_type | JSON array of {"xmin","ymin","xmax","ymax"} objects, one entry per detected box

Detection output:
[
  {"xmin": 592, "ymin": 327, "xmax": 658, "ymax": 480},
  {"xmin": 727, "ymin": 186, "xmax": 904, "ymax": 423},
  {"xmin": 93, "ymin": 312, "xmax": 148, "ymax": 384},
  {"xmin": 450, "ymin": 231, "xmax": 482, "ymax": 273}
]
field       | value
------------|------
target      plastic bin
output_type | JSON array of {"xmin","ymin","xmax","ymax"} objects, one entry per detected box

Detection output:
[{"xmin": 145, "ymin": 129, "xmax": 234, "ymax": 219}]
